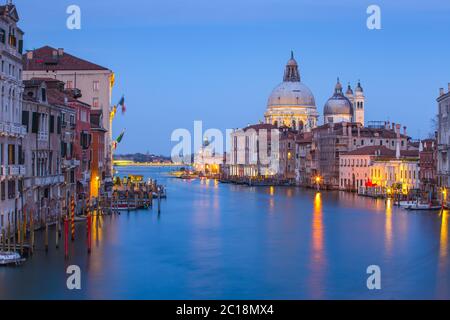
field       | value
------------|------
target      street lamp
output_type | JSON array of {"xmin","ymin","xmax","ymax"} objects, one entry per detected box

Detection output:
[
  {"xmin": 442, "ymin": 188, "xmax": 447, "ymax": 209},
  {"xmin": 315, "ymin": 176, "xmax": 321, "ymax": 191}
]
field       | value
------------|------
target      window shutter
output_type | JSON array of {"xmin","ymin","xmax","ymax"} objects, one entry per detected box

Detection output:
[
  {"xmin": 31, "ymin": 112, "xmax": 39, "ymax": 133},
  {"xmin": 18, "ymin": 39, "xmax": 23, "ymax": 54},
  {"xmin": 57, "ymin": 116, "xmax": 61, "ymax": 134},
  {"xmin": 22, "ymin": 110, "xmax": 29, "ymax": 131},
  {"xmin": 50, "ymin": 115, "xmax": 55, "ymax": 133}
]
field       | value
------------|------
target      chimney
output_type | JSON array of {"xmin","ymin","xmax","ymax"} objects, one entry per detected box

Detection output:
[
  {"xmin": 395, "ymin": 124, "xmax": 401, "ymax": 137},
  {"xmin": 26, "ymin": 51, "xmax": 33, "ymax": 60},
  {"xmin": 448, "ymin": 83, "xmax": 450, "ymax": 93},
  {"xmin": 391, "ymin": 122, "xmax": 395, "ymax": 131},
  {"xmin": 396, "ymin": 138, "xmax": 401, "ymax": 159},
  {"xmin": 403, "ymin": 126, "xmax": 407, "ymax": 136},
  {"xmin": 440, "ymin": 88, "xmax": 445, "ymax": 96},
  {"xmin": 58, "ymin": 48, "xmax": 64, "ymax": 56}
]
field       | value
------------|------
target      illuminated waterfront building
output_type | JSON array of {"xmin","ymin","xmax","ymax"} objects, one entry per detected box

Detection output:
[
  {"xmin": 419, "ymin": 138, "xmax": 437, "ymax": 200},
  {"xmin": 339, "ymin": 145, "xmax": 419, "ymax": 192},
  {"xmin": 90, "ymin": 110, "xmax": 106, "ymax": 199},
  {"xmin": 294, "ymin": 131, "xmax": 313, "ymax": 186},
  {"xmin": 228, "ymin": 123, "xmax": 279, "ymax": 178},
  {"xmin": 437, "ymin": 84, "xmax": 450, "ymax": 200},
  {"xmin": 369, "ymin": 152, "xmax": 420, "ymax": 194},
  {"xmin": 279, "ymin": 128, "xmax": 297, "ymax": 182},
  {"xmin": 193, "ymin": 138, "xmax": 222, "ymax": 176},
  {"xmin": 312, "ymin": 121, "xmax": 412, "ymax": 189}
]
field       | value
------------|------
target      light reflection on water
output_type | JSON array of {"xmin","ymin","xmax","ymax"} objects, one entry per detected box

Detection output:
[{"xmin": 0, "ymin": 166, "xmax": 449, "ymax": 299}]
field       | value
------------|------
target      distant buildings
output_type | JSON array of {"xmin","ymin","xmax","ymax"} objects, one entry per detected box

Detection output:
[{"xmin": 193, "ymin": 138, "xmax": 222, "ymax": 176}]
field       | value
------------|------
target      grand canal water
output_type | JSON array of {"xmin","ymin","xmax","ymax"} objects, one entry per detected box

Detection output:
[{"xmin": 0, "ymin": 166, "xmax": 449, "ymax": 299}]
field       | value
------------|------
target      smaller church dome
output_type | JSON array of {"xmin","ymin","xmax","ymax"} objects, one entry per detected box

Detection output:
[
  {"xmin": 324, "ymin": 78, "xmax": 353, "ymax": 116},
  {"xmin": 346, "ymin": 83, "xmax": 353, "ymax": 95},
  {"xmin": 355, "ymin": 80, "xmax": 363, "ymax": 93}
]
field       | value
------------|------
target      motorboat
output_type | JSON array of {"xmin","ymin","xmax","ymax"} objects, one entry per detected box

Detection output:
[
  {"xmin": 0, "ymin": 252, "xmax": 25, "ymax": 266},
  {"xmin": 404, "ymin": 203, "xmax": 442, "ymax": 211}
]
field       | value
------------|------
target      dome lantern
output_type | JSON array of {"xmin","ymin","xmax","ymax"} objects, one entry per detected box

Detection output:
[{"xmin": 283, "ymin": 51, "xmax": 301, "ymax": 82}]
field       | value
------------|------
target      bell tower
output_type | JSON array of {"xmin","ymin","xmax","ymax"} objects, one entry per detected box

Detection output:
[{"xmin": 354, "ymin": 80, "xmax": 365, "ymax": 126}]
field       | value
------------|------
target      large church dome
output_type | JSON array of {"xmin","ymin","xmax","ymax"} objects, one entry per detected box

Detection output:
[
  {"xmin": 267, "ymin": 81, "xmax": 316, "ymax": 107},
  {"xmin": 264, "ymin": 52, "xmax": 319, "ymax": 132},
  {"xmin": 267, "ymin": 52, "xmax": 316, "ymax": 108}
]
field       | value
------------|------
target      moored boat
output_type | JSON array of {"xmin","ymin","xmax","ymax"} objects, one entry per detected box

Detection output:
[
  {"xmin": 0, "ymin": 252, "xmax": 26, "ymax": 266},
  {"xmin": 405, "ymin": 203, "xmax": 442, "ymax": 211}
]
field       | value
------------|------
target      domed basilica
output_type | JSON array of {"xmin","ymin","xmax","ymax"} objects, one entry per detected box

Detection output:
[
  {"xmin": 264, "ymin": 52, "xmax": 365, "ymax": 131},
  {"xmin": 265, "ymin": 52, "xmax": 319, "ymax": 132}
]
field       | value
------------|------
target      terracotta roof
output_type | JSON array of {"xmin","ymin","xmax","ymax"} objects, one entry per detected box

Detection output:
[
  {"xmin": 296, "ymin": 132, "xmax": 313, "ymax": 144},
  {"xmin": 313, "ymin": 122, "xmax": 409, "ymax": 139},
  {"xmin": 23, "ymin": 46, "xmax": 109, "ymax": 71},
  {"xmin": 343, "ymin": 145, "xmax": 419, "ymax": 158},
  {"xmin": 243, "ymin": 123, "xmax": 277, "ymax": 132}
]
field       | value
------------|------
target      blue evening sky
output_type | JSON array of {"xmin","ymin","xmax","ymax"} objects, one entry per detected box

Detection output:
[{"xmin": 15, "ymin": 0, "xmax": 450, "ymax": 155}]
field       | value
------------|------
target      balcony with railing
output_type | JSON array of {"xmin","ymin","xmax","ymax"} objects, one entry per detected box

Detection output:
[
  {"xmin": 0, "ymin": 121, "xmax": 27, "ymax": 138},
  {"xmin": 38, "ymin": 131, "xmax": 49, "ymax": 141},
  {"xmin": 34, "ymin": 175, "xmax": 65, "ymax": 186},
  {"xmin": 0, "ymin": 165, "xmax": 7, "ymax": 178},
  {"xmin": 62, "ymin": 159, "xmax": 80, "ymax": 168}
]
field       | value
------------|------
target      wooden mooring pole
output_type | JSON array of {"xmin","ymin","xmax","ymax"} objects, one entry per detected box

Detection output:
[
  {"xmin": 86, "ymin": 198, "xmax": 91, "ymax": 254},
  {"xmin": 45, "ymin": 222, "xmax": 49, "ymax": 252},
  {"xmin": 64, "ymin": 217, "xmax": 69, "ymax": 259}
]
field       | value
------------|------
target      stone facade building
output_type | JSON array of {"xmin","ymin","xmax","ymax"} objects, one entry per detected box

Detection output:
[
  {"xmin": 279, "ymin": 128, "xmax": 297, "ymax": 182},
  {"xmin": 22, "ymin": 79, "xmax": 65, "ymax": 224},
  {"xmin": 437, "ymin": 84, "xmax": 450, "ymax": 200},
  {"xmin": 419, "ymin": 138, "xmax": 437, "ymax": 200},
  {"xmin": 22, "ymin": 46, "xmax": 114, "ymax": 194},
  {"xmin": 228, "ymin": 123, "xmax": 279, "ymax": 179},
  {"xmin": 90, "ymin": 110, "xmax": 106, "ymax": 199},
  {"xmin": 0, "ymin": 3, "xmax": 26, "ymax": 229},
  {"xmin": 294, "ymin": 132, "xmax": 313, "ymax": 186},
  {"xmin": 312, "ymin": 121, "xmax": 411, "ymax": 189}
]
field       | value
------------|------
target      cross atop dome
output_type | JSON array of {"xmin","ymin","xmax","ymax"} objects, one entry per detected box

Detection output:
[{"xmin": 283, "ymin": 51, "xmax": 301, "ymax": 82}]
